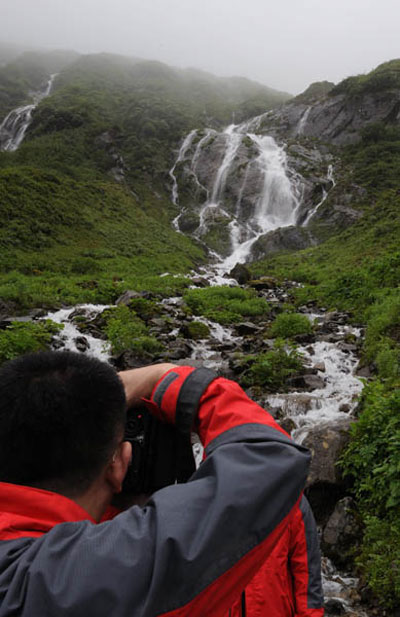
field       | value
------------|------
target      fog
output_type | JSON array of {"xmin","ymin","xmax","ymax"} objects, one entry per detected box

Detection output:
[{"xmin": 1, "ymin": 0, "xmax": 399, "ymax": 93}]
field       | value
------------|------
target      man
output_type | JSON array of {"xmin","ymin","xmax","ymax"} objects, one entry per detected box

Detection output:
[
  {"xmin": 227, "ymin": 495, "xmax": 324, "ymax": 616},
  {"xmin": 0, "ymin": 350, "xmax": 310, "ymax": 616}
]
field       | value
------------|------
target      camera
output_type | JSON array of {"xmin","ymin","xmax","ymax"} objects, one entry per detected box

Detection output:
[{"xmin": 122, "ymin": 406, "xmax": 196, "ymax": 495}]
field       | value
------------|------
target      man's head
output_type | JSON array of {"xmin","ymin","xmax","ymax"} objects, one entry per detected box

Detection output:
[{"xmin": 0, "ymin": 350, "xmax": 127, "ymax": 500}]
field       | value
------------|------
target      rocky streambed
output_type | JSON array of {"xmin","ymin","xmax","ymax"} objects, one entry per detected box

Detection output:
[{"xmin": 33, "ymin": 273, "xmax": 375, "ymax": 617}]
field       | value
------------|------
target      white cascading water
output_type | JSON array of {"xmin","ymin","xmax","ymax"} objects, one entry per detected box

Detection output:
[
  {"xmin": 302, "ymin": 164, "xmax": 336, "ymax": 227},
  {"xmin": 296, "ymin": 105, "xmax": 312, "ymax": 136},
  {"xmin": 0, "ymin": 73, "xmax": 57, "ymax": 152},
  {"xmin": 171, "ymin": 122, "xmax": 303, "ymax": 274}
]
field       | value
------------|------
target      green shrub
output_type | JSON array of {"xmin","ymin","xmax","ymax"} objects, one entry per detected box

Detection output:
[
  {"xmin": 185, "ymin": 321, "xmax": 210, "ymax": 339},
  {"xmin": 183, "ymin": 286, "xmax": 269, "ymax": 325},
  {"xmin": 341, "ymin": 381, "xmax": 400, "ymax": 516},
  {"xmin": 357, "ymin": 516, "xmax": 400, "ymax": 608},
  {"xmin": 103, "ymin": 305, "xmax": 161, "ymax": 356},
  {"xmin": 242, "ymin": 340, "xmax": 303, "ymax": 390},
  {"xmin": 0, "ymin": 320, "xmax": 62, "ymax": 364},
  {"xmin": 268, "ymin": 313, "xmax": 312, "ymax": 338}
]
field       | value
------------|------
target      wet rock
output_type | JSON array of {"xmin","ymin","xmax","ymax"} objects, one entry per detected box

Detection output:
[
  {"xmin": 339, "ymin": 403, "xmax": 351, "ymax": 412},
  {"xmin": 190, "ymin": 276, "xmax": 210, "ymax": 287},
  {"xmin": 324, "ymin": 598, "xmax": 346, "ymax": 615},
  {"xmin": 248, "ymin": 277, "xmax": 278, "ymax": 291},
  {"xmin": 0, "ymin": 299, "xmax": 18, "ymax": 319},
  {"xmin": 234, "ymin": 322, "xmax": 262, "ymax": 336},
  {"xmin": 304, "ymin": 419, "xmax": 352, "ymax": 488},
  {"xmin": 116, "ymin": 290, "xmax": 149, "ymax": 306},
  {"xmin": 322, "ymin": 497, "xmax": 363, "ymax": 568},
  {"xmin": 249, "ymin": 226, "xmax": 318, "ymax": 260},
  {"xmin": 288, "ymin": 374, "xmax": 325, "ymax": 390},
  {"xmin": 293, "ymin": 333, "xmax": 316, "ymax": 344},
  {"xmin": 267, "ymin": 393, "xmax": 317, "ymax": 416},
  {"xmin": 74, "ymin": 336, "xmax": 89, "ymax": 352},
  {"xmin": 279, "ymin": 417, "xmax": 296, "ymax": 435},
  {"xmin": 355, "ymin": 364, "xmax": 375, "ymax": 379},
  {"xmin": 337, "ymin": 342, "xmax": 359, "ymax": 354},
  {"xmin": 229, "ymin": 263, "xmax": 252, "ymax": 285},
  {"xmin": 313, "ymin": 361, "xmax": 326, "ymax": 372}
]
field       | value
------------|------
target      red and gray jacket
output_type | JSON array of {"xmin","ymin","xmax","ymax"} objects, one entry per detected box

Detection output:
[
  {"xmin": 0, "ymin": 366, "xmax": 311, "ymax": 616},
  {"xmin": 226, "ymin": 496, "xmax": 324, "ymax": 617}
]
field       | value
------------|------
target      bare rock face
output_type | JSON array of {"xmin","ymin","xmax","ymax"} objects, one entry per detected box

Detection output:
[
  {"xmin": 322, "ymin": 497, "xmax": 363, "ymax": 568},
  {"xmin": 257, "ymin": 90, "xmax": 400, "ymax": 146},
  {"xmin": 249, "ymin": 226, "xmax": 318, "ymax": 260}
]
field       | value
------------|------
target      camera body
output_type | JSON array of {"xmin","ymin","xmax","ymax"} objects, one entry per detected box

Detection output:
[{"xmin": 122, "ymin": 406, "xmax": 196, "ymax": 495}]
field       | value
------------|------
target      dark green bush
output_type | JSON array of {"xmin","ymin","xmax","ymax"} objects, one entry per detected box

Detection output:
[
  {"xmin": 183, "ymin": 286, "xmax": 269, "ymax": 325},
  {"xmin": 268, "ymin": 312, "xmax": 312, "ymax": 338},
  {"xmin": 242, "ymin": 340, "xmax": 303, "ymax": 390}
]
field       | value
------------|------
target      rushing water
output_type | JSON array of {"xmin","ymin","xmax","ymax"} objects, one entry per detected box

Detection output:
[
  {"xmin": 0, "ymin": 73, "xmax": 57, "ymax": 152},
  {"xmin": 170, "ymin": 122, "xmax": 304, "ymax": 265}
]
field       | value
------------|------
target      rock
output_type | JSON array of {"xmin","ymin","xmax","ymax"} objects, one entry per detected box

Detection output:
[
  {"xmin": 322, "ymin": 497, "xmax": 363, "ymax": 568},
  {"xmin": 234, "ymin": 322, "xmax": 262, "ymax": 336},
  {"xmin": 287, "ymin": 374, "xmax": 325, "ymax": 390},
  {"xmin": 229, "ymin": 263, "xmax": 252, "ymax": 285},
  {"xmin": 249, "ymin": 226, "xmax": 318, "ymax": 260},
  {"xmin": 0, "ymin": 299, "xmax": 17, "ymax": 319},
  {"xmin": 304, "ymin": 419, "xmax": 352, "ymax": 489},
  {"xmin": 74, "ymin": 336, "xmax": 89, "ymax": 352},
  {"xmin": 338, "ymin": 342, "xmax": 359, "ymax": 354},
  {"xmin": 339, "ymin": 403, "xmax": 351, "ymax": 412},
  {"xmin": 116, "ymin": 290, "xmax": 145, "ymax": 306},
  {"xmin": 303, "ymin": 420, "xmax": 354, "ymax": 522},
  {"xmin": 293, "ymin": 333, "xmax": 316, "ymax": 344},
  {"xmin": 324, "ymin": 598, "xmax": 346, "ymax": 615},
  {"xmin": 313, "ymin": 361, "xmax": 326, "ymax": 372},
  {"xmin": 279, "ymin": 417, "xmax": 297, "ymax": 435},
  {"xmin": 249, "ymin": 277, "xmax": 278, "ymax": 291},
  {"xmin": 355, "ymin": 364, "xmax": 375, "ymax": 379},
  {"xmin": 190, "ymin": 276, "xmax": 210, "ymax": 287}
]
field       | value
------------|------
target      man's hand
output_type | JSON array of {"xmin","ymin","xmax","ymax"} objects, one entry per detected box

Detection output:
[{"xmin": 118, "ymin": 363, "xmax": 177, "ymax": 408}]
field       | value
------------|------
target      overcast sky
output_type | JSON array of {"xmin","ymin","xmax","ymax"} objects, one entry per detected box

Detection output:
[{"xmin": 1, "ymin": 0, "xmax": 399, "ymax": 94}]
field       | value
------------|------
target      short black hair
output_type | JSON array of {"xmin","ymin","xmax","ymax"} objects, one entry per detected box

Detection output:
[{"xmin": 0, "ymin": 351, "xmax": 126, "ymax": 497}]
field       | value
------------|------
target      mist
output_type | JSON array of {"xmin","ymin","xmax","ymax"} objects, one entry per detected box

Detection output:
[{"xmin": 1, "ymin": 0, "xmax": 399, "ymax": 94}]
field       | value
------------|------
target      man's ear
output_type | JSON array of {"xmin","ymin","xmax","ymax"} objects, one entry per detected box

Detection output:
[{"xmin": 106, "ymin": 441, "xmax": 132, "ymax": 494}]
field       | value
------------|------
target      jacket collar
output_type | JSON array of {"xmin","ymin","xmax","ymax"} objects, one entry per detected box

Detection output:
[{"xmin": 0, "ymin": 481, "xmax": 96, "ymax": 540}]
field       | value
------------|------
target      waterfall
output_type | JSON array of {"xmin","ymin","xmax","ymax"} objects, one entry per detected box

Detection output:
[
  {"xmin": 171, "ymin": 121, "xmax": 303, "ymax": 272},
  {"xmin": 296, "ymin": 105, "xmax": 312, "ymax": 136},
  {"xmin": 302, "ymin": 164, "xmax": 335, "ymax": 226},
  {"xmin": 0, "ymin": 73, "xmax": 57, "ymax": 152}
]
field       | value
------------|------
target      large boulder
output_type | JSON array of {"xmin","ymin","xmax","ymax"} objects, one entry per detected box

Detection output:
[
  {"xmin": 303, "ymin": 418, "xmax": 353, "ymax": 522},
  {"xmin": 322, "ymin": 497, "xmax": 363, "ymax": 568}
]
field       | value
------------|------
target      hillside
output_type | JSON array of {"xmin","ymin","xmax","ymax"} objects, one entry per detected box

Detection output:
[{"xmin": 0, "ymin": 50, "xmax": 290, "ymax": 310}]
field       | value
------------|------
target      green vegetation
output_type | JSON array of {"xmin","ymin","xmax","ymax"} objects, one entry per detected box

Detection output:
[
  {"xmin": 241, "ymin": 340, "xmax": 303, "ymax": 390},
  {"xmin": 183, "ymin": 286, "xmax": 269, "ymax": 325},
  {"xmin": 184, "ymin": 321, "xmax": 211, "ymax": 339},
  {"xmin": 103, "ymin": 305, "xmax": 161, "ymax": 357},
  {"xmin": 341, "ymin": 382, "xmax": 400, "ymax": 606},
  {"xmin": 268, "ymin": 312, "xmax": 312, "ymax": 338},
  {"xmin": 331, "ymin": 59, "xmax": 400, "ymax": 98},
  {"xmin": 0, "ymin": 320, "xmax": 62, "ymax": 364}
]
